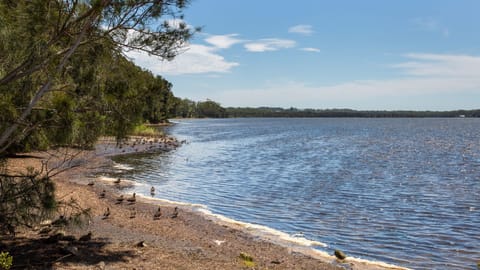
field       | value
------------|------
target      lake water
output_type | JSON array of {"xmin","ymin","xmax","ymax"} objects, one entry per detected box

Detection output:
[{"xmin": 112, "ymin": 118, "xmax": 480, "ymax": 269}]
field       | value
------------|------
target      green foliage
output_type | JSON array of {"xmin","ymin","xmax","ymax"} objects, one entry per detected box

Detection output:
[
  {"xmin": 0, "ymin": 252, "xmax": 12, "ymax": 270},
  {"xmin": 132, "ymin": 124, "xmax": 162, "ymax": 137},
  {"xmin": 0, "ymin": 0, "xmax": 198, "ymax": 156},
  {"xmin": 0, "ymin": 165, "xmax": 57, "ymax": 234}
]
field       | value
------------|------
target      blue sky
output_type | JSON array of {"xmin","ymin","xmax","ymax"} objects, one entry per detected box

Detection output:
[{"xmin": 127, "ymin": 0, "xmax": 480, "ymax": 110}]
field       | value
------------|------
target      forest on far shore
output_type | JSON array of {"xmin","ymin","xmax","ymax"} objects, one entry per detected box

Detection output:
[{"xmin": 176, "ymin": 99, "xmax": 480, "ymax": 118}]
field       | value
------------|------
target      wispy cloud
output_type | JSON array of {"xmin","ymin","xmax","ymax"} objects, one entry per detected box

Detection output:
[
  {"xmin": 393, "ymin": 53, "xmax": 480, "ymax": 77},
  {"xmin": 244, "ymin": 38, "xmax": 296, "ymax": 52},
  {"xmin": 212, "ymin": 53, "xmax": 480, "ymax": 110},
  {"xmin": 301, "ymin": 47, "xmax": 320, "ymax": 53},
  {"xmin": 411, "ymin": 17, "xmax": 450, "ymax": 37},
  {"xmin": 125, "ymin": 44, "xmax": 239, "ymax": 75},
  {"xmin": 288, "ymin": 24, "xmax": 314, "ymax": 35},
  {"xmin": 205, "ymin": 34, "xmax": 243, "ymax": 49}
]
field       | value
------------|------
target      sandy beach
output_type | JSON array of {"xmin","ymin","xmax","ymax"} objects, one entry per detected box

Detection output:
[{"xmin": 2, "ymin": 137, "xmax": 407, "ymax": 270}]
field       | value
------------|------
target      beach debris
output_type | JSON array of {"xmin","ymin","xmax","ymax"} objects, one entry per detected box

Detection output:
[
  {"xmin": 153, "ymin": 207, "xmax": 162, "ymax": 220},
  {"xmin": 102, "ymin": 207, "xmax": 110, "ymax": 219},
  {"xmin": 213, "ymin": 239, "xmax": 226, "ymax": 246},
  {"xmin": 127, "ymin": 193, "xmax": 136, "ymax": 204},
  {"xmin": 334, "ymin": 249, "xmax": 347, "ymax": 260},
  {"xmin": 99, "ymin": 189, "xmax": 106, "ymax": 199},
  {"xmin": 270, "ymin": 260, "xmax": 282, "ymax": 265},
  {"xmin": 79, "ymin": 231, "xmax": 92, "ymax": 242},
  {"xmin": 170, "ymin": 207, "xmax": 178, "ymax": 219},
  {"xmin": 87, "ymin": 180, "xmax": 94, "ymax": 186},
  {"xmin": 116, "ymin": 194, "xmax": 124, "ymax": 204},
  {"xmin": 114, "ymin": 178, "xmax": 121, "ymax": 184},
  {"xmin": 129, "ymin": 208, "xmax": 136, "ymax": 219},
  {"xmin": 150, "ymin": 186, "xmax": 155, "ymax": 196},
  {"xmin": 135, "ymin": 241, "xmax": 148, "ymax": 248},
  {"xmin": 239, "ymin": 252, "xmax": 255, "ymax": 267}
]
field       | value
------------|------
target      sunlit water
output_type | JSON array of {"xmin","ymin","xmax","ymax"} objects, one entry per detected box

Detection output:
[{"xmin": 111, "ymin": 118, "xmax": 480, "ymax": 269}]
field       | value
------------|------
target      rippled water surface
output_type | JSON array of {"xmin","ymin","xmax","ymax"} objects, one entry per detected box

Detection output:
[{"xmin": 113, "ymin": 118, "xmax": 480, "ymax": 269}]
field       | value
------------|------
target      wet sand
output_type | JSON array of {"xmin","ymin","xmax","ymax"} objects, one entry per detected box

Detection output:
[{"xmin": 3, "ymin": 137, "xmax": 407, "ymax": 270}]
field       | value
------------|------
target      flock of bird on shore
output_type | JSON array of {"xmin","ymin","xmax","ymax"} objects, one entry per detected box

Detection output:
[
  {"xmin": 89, "ymin": 178, "xmax": 179, "ymax": 222},
  {"xmin": 107, "ymin": 136, "xmax": 186, "ymax": 154}
]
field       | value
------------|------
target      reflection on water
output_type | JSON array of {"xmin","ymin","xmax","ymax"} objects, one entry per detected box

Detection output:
[{"xmin": 112, "ymin": 118, "xmax": 480, "ymax": 270}]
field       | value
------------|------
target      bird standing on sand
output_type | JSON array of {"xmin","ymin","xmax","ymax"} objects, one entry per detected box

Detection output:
[
  {"xmin": 99, "ymin": 189, "xmax": 106, "ymax": 199},
  {"xmin": 127, "ymin": 193, "xmax": 136, "ymax": 204},
  {"xmin": 102, "ymin": 207, "xmax": 110, "ymax": 219},
  {"xmin": 153, "ymin": 207, "xmax": 162, "ymax": 220},
  {"xmin": 79, "ymin": 231, "xmax": 92, "ymax": 241},
  {"xmin": 114, "ymin": 178, "xmax": 121, "ymax": 184},
  {"xmin": 150, "ymin": 186, "xmax": 155, "ymax": 196},
  {"xmin": 170, "ymin": 207, "xmax": 178, "ymax": 219},
  {"xmin": 116, "ymin": 195, "xmax": 124, "ymax": 204}
]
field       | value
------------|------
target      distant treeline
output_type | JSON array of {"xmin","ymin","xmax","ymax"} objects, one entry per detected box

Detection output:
[
  {"xmin": 174, "ymin": 101, "xmax": 480, "ymax": 118},
  {"xmin": 225, "ymin": 107, "xmax": 480, "ymax": 118}
]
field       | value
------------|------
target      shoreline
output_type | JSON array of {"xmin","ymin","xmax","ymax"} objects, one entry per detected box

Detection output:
[{"xmin": 4, "ymin": 136, "xmax": 407, "ymax": 269}]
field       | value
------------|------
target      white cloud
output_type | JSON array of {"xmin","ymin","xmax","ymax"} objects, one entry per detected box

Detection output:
[
  {"xmin": 125, "ymin": 44, "xmax": 239, "ymax": 75},
  {"xmin": 205, "ymin": 34, "xmax": 243, "ymax": 49},
  {"xmin": 212, "ymin": 53, "xmax": 480, "ymax": 110},
  {"xmin": 244, "ymin": 38, "xmax": 296, "ymax": 52},
  {"xmin": 301, "ymin": 47, "xmax": 320, "ymax": 53},
  {"xmin": 288, "ymin": 24, "xmax": 314, "ymax": 35},
  {"xmin": 393, "ymin": 53, "xmax": 480, "ymax": 77}
]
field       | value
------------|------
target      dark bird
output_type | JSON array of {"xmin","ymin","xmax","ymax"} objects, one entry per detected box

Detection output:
[
  {"xmin": 115, "ymin": 194, "xmax": 124, "ymax": 204},
  {"xmin": 334, "ymin": 249, "xmax": 347, "ymax": 260},
  {"xmin": 113, "ymin": 178, "xmax": 121, "ymax": 184},
  {"xmin": 170, "ymin": 207, "xmax": 178, "ymax": 219},
  {"xmin": 99, "ymin": 189, "xmax": 106, "ymax": 199},
  {"xmin": 79, "ymin": 231, "xmax": 92, "ymax": 241},
  {"xmin": 150, "ymin": 186, "xmax": 155, "ymax": 196},
  {"xmin": 153, "ymin": 207, "xmax": 162, "ymax": 220},
  {"xmin": 129, "ymin": 208, "xmax": 136, "ymax": 219},
  {"xmin": 127, "ymin": 193, "xmax": 136, "ymax": 204},
  {"xmin": 102, "ymin": 207, "xmax": 110, "ymax": 219}
]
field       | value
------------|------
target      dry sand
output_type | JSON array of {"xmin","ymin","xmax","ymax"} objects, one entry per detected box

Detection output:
[{"xmin": 2, "ymin": 137, "xmax": 407, "ymax": 270}]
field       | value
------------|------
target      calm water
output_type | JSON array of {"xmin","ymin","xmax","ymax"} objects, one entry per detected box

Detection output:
[{"xmin": 113, "ymin": 118, "xmax": 480, "ymax": 269}]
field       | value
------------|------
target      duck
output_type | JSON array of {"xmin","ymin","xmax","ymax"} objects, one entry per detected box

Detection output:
[
  {"xmin": 153, "ymin": 207, "xmax": 162, "ymax": 220},
  {"xmin": 170, "ymin": 207, "xmax": 178, "ymax": 219},
  {"xmin": 127, "ymin": 193, "xmax": 136, "ymax": 204},
  {"xmin": 113, "ymin": 178, "xmax": 121, "ymax": 184},
  {"xmin": 79, "ymin": 231, "xmax": 92, "ymax": 241},
  {"xmin": 102, "ymin": 207, "xmax": 110, "ymax": 219},
  {"xmin": 99, "ymin": 189, "xmax": 106, "ymax": 199},
  {"xmin": 115, "ymin": 195, "xmax": 124, "ymax": 204},
  {"xmin": 150, "ymin": 186, "xmax": 155, "ymax": 196}
]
